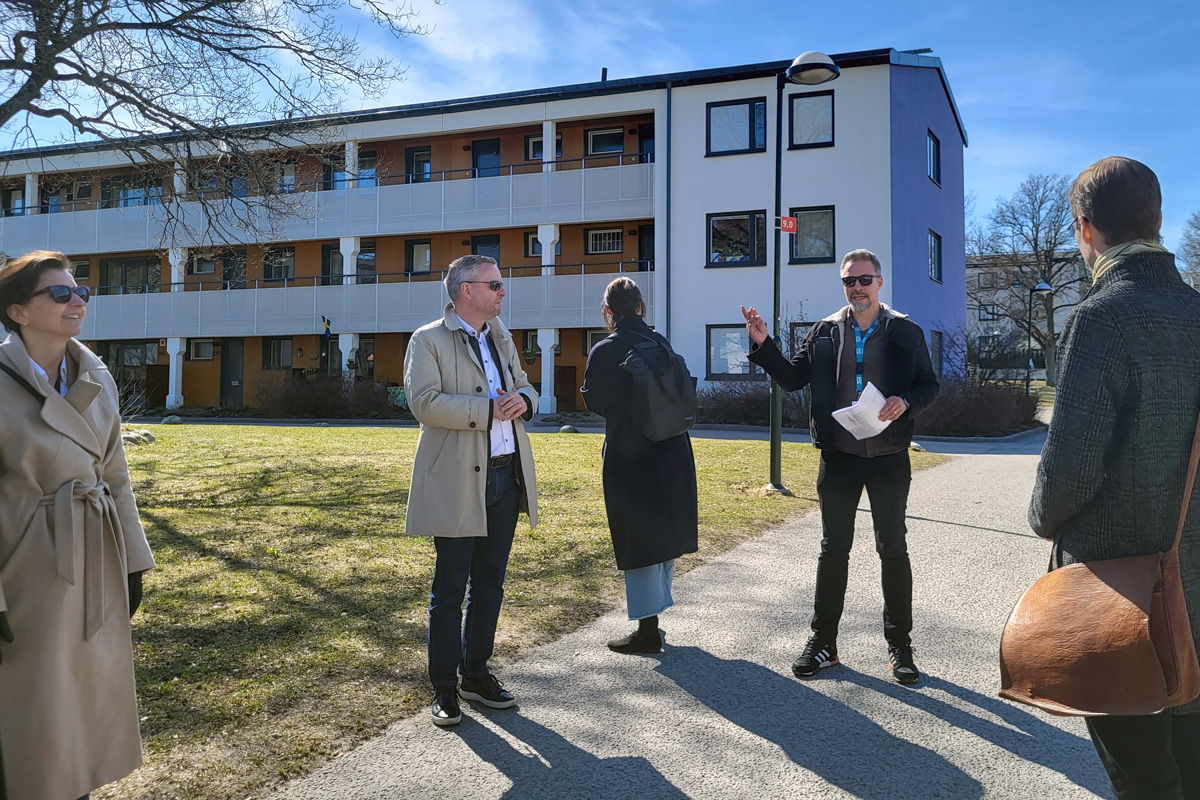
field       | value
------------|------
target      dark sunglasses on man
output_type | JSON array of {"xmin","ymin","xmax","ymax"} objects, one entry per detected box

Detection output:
[
  {"xmin": 464, "ymin": 280, "xmax": 504, "ymax": 292},
  {"xmin": 841, "ymin": 275, "xmax": 880, "ymax": 287},
  {"xmin": 30, "ymin": 284, "xmax": 91, "ymax": 304}
]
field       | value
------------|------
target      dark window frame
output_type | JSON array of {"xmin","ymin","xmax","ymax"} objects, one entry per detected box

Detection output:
[
  {"xmin": 705, "ymin": 97, "xmax": 768, "ymax": 157},
  {"xmin": 706, "ymin": 324, "xmax": 766, "ymax": 381},
  {"xmin": 929, "ymin": 229, "xmax": 943, "ymax": 283},
  {"xmin": 927, "ymin": 130, "xmax": 942, "ymax": 186},
  {"xmin": 524, "ymin": 231, "xmax": 561, "ymax": 258},
  {"xmin": 788, "ymin": 90, "xmax": 836, "ymax": 151},
  {"xmin": 263, "ymin": 246, "xmax": 296, "ymax": 282},
  {"xmin": 706, "ymin": 210, "xmax": 768, "ymax": 268},
  {"xmin": 584, "ymin": 126, "xmax": 625, "ymax": 157},
  {"xmin": 787, "ymin": 205, "xmax": 836, "ymax": 265},
  {"xmin": 584, "ymin": 227, "xmax": 623, "ymax": 256},
  {"xmin": 320, "ymin": 243, "xmax": 344, "ymax": 286},
  {"xmin": 262, "ymin": 337, "xmax": 293, "ymax": 371},
  {"xmin": 405, "ymin": 238, "xmax": 432, "ymax": 273},
  {"xmin": 524, "ymin": 133, "xmax": 563, "ymax": 161},
  {"xmin": 406, "ymin": 146, "xmax": 432, "ymax": 184},
  {"xmin": 930, "ymin": 330, "xmax": 944, "ymax": 376}
]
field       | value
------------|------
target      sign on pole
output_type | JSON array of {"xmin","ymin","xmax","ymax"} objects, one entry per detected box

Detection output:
[{"xmin": 781, "ymin": 216, "xmax": 797, "ymax": 234}]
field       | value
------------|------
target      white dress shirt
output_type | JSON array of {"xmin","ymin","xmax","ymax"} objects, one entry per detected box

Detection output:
[
  {"xmin": 30, "ymin": 356, "xmax": 69, "ymax": 397},
  {"xmin": 457, "ymin": 315, "xmax": 516, "ymax": 457}
]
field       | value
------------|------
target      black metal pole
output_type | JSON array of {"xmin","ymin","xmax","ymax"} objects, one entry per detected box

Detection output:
[
  {"xmin": 1026, "ymin": 288, "xmax": 1033, "ymax": 396},
  {"xmin": 770, "ymin": 72, "xmax": 786, "ymax": 492}
]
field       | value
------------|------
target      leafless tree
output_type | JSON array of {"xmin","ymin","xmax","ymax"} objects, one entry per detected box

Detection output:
[
  {"xmin": 967, "ymin": 174, "xmax": 1087, "ymax": 386},
  {"xmin": 1179, "ymin": 210, "xmax": 1200, "ymax": 287},
  {"xmin": 0, "ymin": 0, "xmax": 435, "ymax": 246}
]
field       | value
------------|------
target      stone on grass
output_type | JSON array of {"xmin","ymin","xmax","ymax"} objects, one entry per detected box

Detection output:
[
  {"xmin": 559, "ymin": 425, "xmax": 579, "ymax": 434},
  {"xmin": 910, "ymin": 442, "xmax": 926, "ymax": 452},
  {"xmin": 162, "ymin": 415, "xmax": 184, "ymax": 424}
]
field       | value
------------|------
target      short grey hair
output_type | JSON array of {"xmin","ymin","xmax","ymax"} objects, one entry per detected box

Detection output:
[
  {"xmin": 444, "ymin": 254, "xmax": 498, "ymax": 302},
  {"xmin": 840, "ymin": 248, "xmax": 882, "ymax": 274}
]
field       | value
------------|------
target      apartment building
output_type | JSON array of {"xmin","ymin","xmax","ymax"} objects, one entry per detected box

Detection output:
[{"xmin": 0, "ymin": 48, "xmax": 966, "ymax": 411}]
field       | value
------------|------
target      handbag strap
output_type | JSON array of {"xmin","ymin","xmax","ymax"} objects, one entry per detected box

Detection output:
[
  {"xmin": 1173, "ymin": 411, "xmax": 1200, "ymax": 552},
  {"xmin": 0, "ymin": 361, "xmax": 46, "ymax": 406}
]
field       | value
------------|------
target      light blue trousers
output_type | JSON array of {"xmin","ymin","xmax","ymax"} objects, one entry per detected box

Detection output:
[{"xmin": 624, "ymin": 559, "xmax": 675, "ymax": 620}]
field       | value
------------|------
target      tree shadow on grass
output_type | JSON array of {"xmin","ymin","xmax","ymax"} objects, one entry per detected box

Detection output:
[{"xmin": 654, "ymin": 647, "xmax": 984, "ymax": 799}]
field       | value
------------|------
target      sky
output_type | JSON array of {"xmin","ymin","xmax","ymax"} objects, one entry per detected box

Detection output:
[{"xmin": 341, "ymin": 0, "xmax": 1200, "ymax": 250}]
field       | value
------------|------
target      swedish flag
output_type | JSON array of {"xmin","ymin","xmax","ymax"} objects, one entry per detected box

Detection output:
[{"xmin": 321, "ymin": 315, "xmax": 332, "ymax": 340}]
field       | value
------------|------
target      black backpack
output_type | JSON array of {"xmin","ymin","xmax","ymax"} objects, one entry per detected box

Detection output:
[{"xmin": 619, "ymin": 331, "xmax": 697, "ymax": 441}]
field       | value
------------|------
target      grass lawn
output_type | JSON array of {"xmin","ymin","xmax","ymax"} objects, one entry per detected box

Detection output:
[{"xmin": 98, "ymin": 426, "xmax": 945, "ymax": 800}]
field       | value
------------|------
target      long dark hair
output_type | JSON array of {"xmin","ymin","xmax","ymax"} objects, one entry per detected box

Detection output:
[{"xmin": 601, "ymin": 277, "xmax": 644, "ymax": 332}]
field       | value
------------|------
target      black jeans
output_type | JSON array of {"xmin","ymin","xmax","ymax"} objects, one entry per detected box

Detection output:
[
  {"xmin": 427, "ymin": 462, "xmax": 520, "ymax": 690},
  {"xmin": 812, "ymin": 449, "xmax": 913, "ymax": 647},
  {"xmin": 1087, "ymin": 713, "xmax": 1200, "ymax": 799}
]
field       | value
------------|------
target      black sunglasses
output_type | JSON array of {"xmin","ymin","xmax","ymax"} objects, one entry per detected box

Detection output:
[
  {"xmin": 841, "ymin": 275, "xmax": 880, "ymax": 287},
  {"xmin": 31, "ymin": 284, "xmax": 91, "ymax": 304},
  {"xmin": 464, "ymin": 280, "xmax": 504, "ymax": 292}
]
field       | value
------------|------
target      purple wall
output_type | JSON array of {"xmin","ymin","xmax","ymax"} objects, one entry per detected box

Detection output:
[{"xmin": 888, "ymin": 64, "xmax": 966, "ymax": 375}]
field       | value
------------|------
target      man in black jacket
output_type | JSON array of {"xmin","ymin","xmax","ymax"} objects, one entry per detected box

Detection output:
[
  {"xmin": 1029, "ymin": 157, "xmax": 1200, "ymax": 799},
  {"xmin": 741, "ymin": 248, "xmax": 939, "ymax": 684}
]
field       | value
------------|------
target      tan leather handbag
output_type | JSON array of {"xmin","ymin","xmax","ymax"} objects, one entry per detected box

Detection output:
[{"xmin": 999, "ymin": 417, "xmax": 1200, "ymax": 717}]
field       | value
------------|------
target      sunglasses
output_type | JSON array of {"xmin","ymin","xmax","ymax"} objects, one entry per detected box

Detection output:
[
  {"xmin": 31, "ymin": 284, "xmax": 91, "ymax": 304},
  {"xmin": 841, "ymin": 275, "xmax": 880, "ymax": 288},
  {"xmin": 464, "ymin": 280, "xmax": 504, "ymax": 292}
]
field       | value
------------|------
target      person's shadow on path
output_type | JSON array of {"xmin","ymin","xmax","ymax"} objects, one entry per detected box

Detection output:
[
  {"xmin": 654, "ymin": 647, "xmax": 984, "ymax": 799},
  {"xmin": 455, "ymin": 712, "xmax": 688, "ymax": 800},
  {"xmin": 831, "ymin": 667, "xmax": 1111, "ymax": 796}
]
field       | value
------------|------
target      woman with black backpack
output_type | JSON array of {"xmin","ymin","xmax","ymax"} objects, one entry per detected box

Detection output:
[{"xmin": 581, "ymin": 277, "xmax": 699, "ymax": 653}]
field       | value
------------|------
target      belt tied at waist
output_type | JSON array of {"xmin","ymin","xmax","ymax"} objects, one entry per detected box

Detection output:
[{"xmin": 39, "ymin": 480, "xmax": 121, "ymax": 640}]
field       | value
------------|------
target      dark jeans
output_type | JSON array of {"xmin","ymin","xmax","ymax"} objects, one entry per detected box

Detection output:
[
  {"xmin": 812, "ymin": 448, "xmax": 913, "ymax": 647},
  {"xmin": 1087, "ymin": 713, "xmax": 1200, "ymax": 799},
  {"xmin": 427, "ymin": 462, "xmax": 519, "ymax": 690}
]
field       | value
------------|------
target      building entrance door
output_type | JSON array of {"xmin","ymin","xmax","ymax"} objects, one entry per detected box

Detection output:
[
  {"xmin": 554, "ymin": 365, "xmax": 576, "ymax": 412},
  {"xmin": 220, "ymin": 338, "xmax": 244, "ymax": 407},
  {"xmin": 473, "ymin": 139, "xmax": 501, "ymax": 178}
]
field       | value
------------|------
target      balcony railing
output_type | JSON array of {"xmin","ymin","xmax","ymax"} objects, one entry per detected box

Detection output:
[{"xmin": 79, "ymin": 262, "xmax": 656, "ymax": 340}]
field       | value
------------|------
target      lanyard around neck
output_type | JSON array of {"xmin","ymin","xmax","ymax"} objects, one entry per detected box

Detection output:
[{"xmin": 853, "ymin": 316, "xmax": 881, "ymax": 393}]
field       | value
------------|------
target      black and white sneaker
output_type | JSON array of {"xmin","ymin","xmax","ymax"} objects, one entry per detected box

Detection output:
[
  {"xmin": 431, "ymin": 687, "xmax": 462, "ymax": 727},
  {"xmin": 792, "ymin": 634, "xmax": 839, "ymax": 678},
  {"xmin": 459, "ymin": 674, "xmax": 517, "ymax": 709},
  {"xmin": 888, "ymin": 644, "xmax": 920, "ymax": 685}
]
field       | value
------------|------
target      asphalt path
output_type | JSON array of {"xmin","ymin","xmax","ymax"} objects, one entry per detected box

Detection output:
[{"xmin": 267, "ymin": 431, "xmax": 1115, "ymax": 800}]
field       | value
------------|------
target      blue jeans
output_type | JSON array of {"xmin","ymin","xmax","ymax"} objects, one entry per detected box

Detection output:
[{"xmin": 427, "ymin": 463, "xmax": 519, "ymax": 689}]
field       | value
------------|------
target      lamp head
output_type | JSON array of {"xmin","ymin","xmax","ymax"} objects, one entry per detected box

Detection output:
[
  {"xmin": 1033, "ymin": 281, "xmax": 1052, "ymax": 295},
  {"xmin": 785, "ymin": 52, "xmax": 841, "ymax": 86}
]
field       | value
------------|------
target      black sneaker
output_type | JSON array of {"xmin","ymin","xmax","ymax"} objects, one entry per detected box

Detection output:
[
  {"xmin": 459, "ymin": 674, "xmax": 517, "ymax": 709},
  {"xmin": 888, "ymin": 644, "xmax": 920, "ymax": 685},
  {"xmin": 792, "ymin": 634, "xmax": 839, "ymax": 678},
  {"xmin": 431, "ymin": 687, "xmax": 462, "ymax": 726},
  {"xmin": 607, "ymin": 630, "xmax": 663, "ymax": 654}
]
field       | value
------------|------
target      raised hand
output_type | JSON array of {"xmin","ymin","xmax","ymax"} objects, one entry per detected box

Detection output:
[
  {"xmin": 494, "ymin": 390, "xmax": 527, "ymax": 422},
  {"xmin": 740, "ymin": 305, "xmax": 769, "ymax": 346}
]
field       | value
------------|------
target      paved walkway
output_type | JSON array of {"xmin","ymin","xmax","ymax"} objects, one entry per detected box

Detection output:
[{"xmin": 268, "ymin": 432, "xmax": 1114, "ymax": 800}]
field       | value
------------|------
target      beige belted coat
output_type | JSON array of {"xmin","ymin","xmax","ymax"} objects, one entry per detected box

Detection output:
[
  {"xmin": 403, "ymin": 304, "xmax": 539, "ymax": 538},
  {"xmin": 0, "ymin": 333, "xmax": 155, "ymax": 800}
]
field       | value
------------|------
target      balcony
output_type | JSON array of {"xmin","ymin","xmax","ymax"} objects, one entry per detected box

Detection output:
[
  {"xmin": 78, "ymin": 263, "xmax": 655, "ymax": 340},
  {"xmin": 0, "ymin": 158, "xmax": 654, "ymax": 256}
]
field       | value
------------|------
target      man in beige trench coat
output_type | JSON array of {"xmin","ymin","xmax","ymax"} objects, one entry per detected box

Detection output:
[
  {"xmin": 404, "ymin": 254, "xmax": 539, "ymax": 727},
  {"xmin": 0, "ymin": 328, "xmax": 155, "ymax": 797}
]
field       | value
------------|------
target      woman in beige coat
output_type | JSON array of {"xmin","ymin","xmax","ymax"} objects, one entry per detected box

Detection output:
[{"xmin": 0, "ymin": 251, "xmax": 155, "ymax": 800}]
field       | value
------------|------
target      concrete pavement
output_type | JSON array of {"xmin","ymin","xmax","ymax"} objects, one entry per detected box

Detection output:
[{"xmin": 267, "ymin": 432, "xmax": 1114, "ymax": 800}]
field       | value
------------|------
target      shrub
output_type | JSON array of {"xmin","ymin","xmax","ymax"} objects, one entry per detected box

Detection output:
[
  {"xmin": 913, "ymin": 379, "xmax": 1038, "ymax": 437},
  {"xmin": 696, "ymin": 381, "xmax": 809, "ymax": 427},
  {"xmin": 255, "ymin": 374, "xmax": 413, "ymax": 419}
]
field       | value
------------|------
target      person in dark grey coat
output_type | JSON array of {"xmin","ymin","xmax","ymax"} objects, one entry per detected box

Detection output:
[
  {"xmin": 1029, "ymin": 157, "xmax": 1200, "ymax": 800},
  {"xmin": 581, "ymin": 277, "xmax": 698, "ymax": 654}
]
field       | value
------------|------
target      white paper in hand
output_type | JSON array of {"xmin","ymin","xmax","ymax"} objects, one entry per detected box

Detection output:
[{"xmin": 831, "ymin": 381, "xmax": 892, "ymax": 441}]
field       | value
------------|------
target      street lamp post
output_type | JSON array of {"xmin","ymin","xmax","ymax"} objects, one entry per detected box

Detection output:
[
  {"xmin": 767, "ymin": 52, "xmax": 840, "ymax": 494},
  {"xmin": 1025, "ymin": 281, "xmax": 1052, "ymax": 395}
]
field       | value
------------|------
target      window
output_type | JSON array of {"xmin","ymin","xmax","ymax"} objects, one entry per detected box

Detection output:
[
  {"xmin": 406, "ymin": 239, "xmax": 432, "ymax": 273},
  {"xmin": 40, "ymin": 184, "xmax": 64, "ymax": 214},
  {"xmin": 708, "ymin": 211, "xmax": 767, "ymax": 267},
  {"xmin": 789, "ymin": 91, "xmax": 834, "ymax": 149},
  {"xmin": 2, "ymin": 187, "xmax": 24, "ymax": 217},
  {"xmin": 263, "ymin": 337, "xmax": 293, "ymax": 371},
  {"xmin": 189, "ymin": 339, "xmax": 215, "ymax": 360},
  {"xmin": 358, "ymin": 151, "xmax": 377, "ymax": 188},
  {"xmin": 70, "ymin": 180, "xmax": 93, "ymax": 201},
  {"xmin": 978, "ymin": 304, "xmax": 999, "ymax": 321},
  {"xmin": 927, "ymin": 130, "xmax": 941, "ymax": 185},
  {"xmin": 788, "ymin": 206, "xmax": 835, "ymax": 264},
  {"xmin": 355, "ymin": 335, "xmax": 375, "ymax": 379},
  {"xmin": 189, "ymin": 167, "xmax": 219, "ymax": 194},
  {"xmin": 977, "ymin": 271, "xmax": 995, "ymax": 289},
  {"xmin": 929, "ymin": 230, "xmax": 943, "ymax": 282},
  {"xmin": 706, "ymin": 98, "xmax": 767, "ymax": 156},
  {"xmin": 525, "ymin": 134, "xmax": 562, "ymax": 161},
  {"xmin": 100, "ymin": 175, "xmax": 162, "ymax": 208},
  {"xmin": 264, "ymin": 247, "xmax": 295, "ymax": 281},
  {"xmin": 406, "ymin": 146, "xmax": 432, "ymax": 183},
  {"xmin": 357, "ymin": 241, "xmax": 377, "ymax": 284},
  {"xmin": 222, "ymin": 250, "xmax": 247, "ymax": 289},
  {"xmin": 586, "ymin": 127, "xmax": 624, "ymax": 156},
  {"xmin": 525, "ymin": 231, "xmax": 561, "ymax": 258},
  {"xmin": 930, "ymin": 330, "xmax": 943, "ymax": 376},
  {"xmin": 472, "ymin": 234, "xmax": 501, "ymax": 262},
  {"xmin": 321, "ymin": 243, "xmax": 344, "ymax": 285},
  {"xmin": 585, "ymin": 228, "xmax": 623, "ymax": 256},
  {"xmin": 71, "ymin": 260, "xmax": 90, "ymax": 280},
  {"xmin": 100, "ymin": 257, "xmax": 160, "ymax": 295},
  {"xmin": 707, "ymin": 324, "xmax": 761, "ymax": 380},
  {"xmin": 275, "ymin": 163, "xmax": 296, "ymax": 194},
  {"xmin": 227, "ymin": 167, "xmax": 249, "ymax": 199},
  {"xmin": 190, "ymin": 254, "xmax": 217, "ymax": 275},
  {"xmin": 585, "ymin": 329, "xmax": 609, "ymax": 355},
  {"xmin": 977, "ymin": 334, "xmax": 1000, "ymax": 358},
  {"xmin": 322, "ymin": 158, "xmax": 347, "ymax": 190},
  {"xmin": 787, "ymin": 321, "xmax": 814, "ymax": 358}
]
